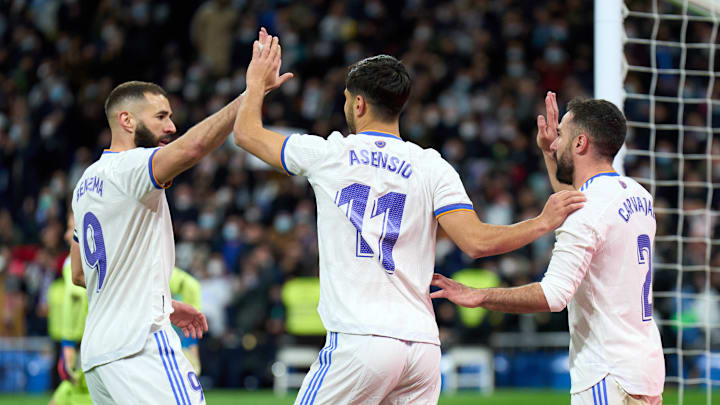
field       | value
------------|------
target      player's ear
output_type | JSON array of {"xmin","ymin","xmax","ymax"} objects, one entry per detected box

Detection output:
[
  {"xmin": 118, "ymin": 111, "xmax": 136, "ymax": 134},
  {"xmin": 355, "ymin": 94, "xmax": 367, "ymax": 117},
  {"xmin": 575, "ymin": 133, "xmax": 590, "ymax": 154}
]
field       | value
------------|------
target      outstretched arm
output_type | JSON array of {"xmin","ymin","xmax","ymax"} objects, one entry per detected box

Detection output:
[
  {"xmin": 233, "ymin": 32, "xmax": 294, "ymax": 169},
  {"xmin": 430, "ymin": 274, "xmax": 550, "ymax": 313},
  {"xmin": 437, "ymin": 190, "xmax": 585, "ymax": 258},
  {"xmin": 537, "ymin": 91, "xmax": 574, "ymax": 193},
  {"xmin": 153, "ymin": 29, "xmax": 292, "ymax": 184}
]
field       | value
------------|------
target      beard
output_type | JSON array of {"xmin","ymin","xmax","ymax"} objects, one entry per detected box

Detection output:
[
  {"xmin": 345, "ymin": 100, "xmax": 356, "ymax": 134},
  {"xmin": 555, "ymin": 150, "xmax": 575, "ymax": 185},
  {"xmin": 134, "ymin": 121, "xmax": 170, "ymax": 148}
]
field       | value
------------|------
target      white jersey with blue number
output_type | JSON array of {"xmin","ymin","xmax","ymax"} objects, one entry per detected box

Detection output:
[
  {"xmin": 539, "ymin": 172, "xmax": 665, "ymax": 395},
  {"xmin": 282, "ymin": 130, "xmax": 473, "ymax": 345},
  {"xmin": 71, "ymin": 148, "xmax": 175, "ymax": 372}
]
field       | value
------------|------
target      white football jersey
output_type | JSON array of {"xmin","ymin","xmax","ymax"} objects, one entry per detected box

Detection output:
[
  {"xmin": 72, "ymin": 148, "xmax": 175, "ymax": 372},
  {"xmin": 282, "ymin": 130, "xmax": 473, "ymax": 345},
  {"xmin": 540, "ymin": 172, "xmax": 665, "ymax": 395}
]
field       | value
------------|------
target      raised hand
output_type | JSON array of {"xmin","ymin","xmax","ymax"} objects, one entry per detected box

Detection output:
[
  {"xmin": 170, "ymin": 300, "xmax": 209, "ymax": 339},
  {"xmin": 539, "ymin": 190, "xmax": 586, "ymax": 230},
  {"xmin": 537, "ymin": 91, "xmax": 559, "ymax": 154},
  {"xmin": 250, "ymin": 28, "xmax": 294, "ymax": 94},
  {"xmin": 429, "ymin": 273, "xmax": 480, "ymax": 308}
]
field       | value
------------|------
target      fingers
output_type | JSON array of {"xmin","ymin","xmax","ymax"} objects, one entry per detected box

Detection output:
[
  {"xmin": 545, "ymin": 92, "xmax": 556, "ymax": 128},
  {"xmin": 429, "ymin": 290, "xmax": 447, "ymax": 299},
  {"xmin": 252, "ymin": 40, "xmax": 260, "ymax": 59},
  {"xmin": 430, "ymin": 273, "xmax": 449, "ymax": 287},
  {"xmin": 561, "ymin": 191, "xmax": 586, "ymax": 202}
]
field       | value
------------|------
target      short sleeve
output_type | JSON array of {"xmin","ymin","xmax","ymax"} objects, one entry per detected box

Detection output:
[
  {"xmin": 281, "ymin": 134, "xmax": 331, "ymax": 177},
  {"xmin": 429, "ymin": 155, "xmax": 473, "ymax": 219},
  {"xmin": 112, "ymin": 147, "xmax": 170, "ymax": 200}
]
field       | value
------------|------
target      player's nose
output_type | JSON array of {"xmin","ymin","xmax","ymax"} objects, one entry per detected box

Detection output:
[
  {"xmin": 550, "ymin": 138, "xmax": 559, "ymax": 152},
  {"xmin": 165, "ymin": 120, "xmax": 176, "ymax": 134}
]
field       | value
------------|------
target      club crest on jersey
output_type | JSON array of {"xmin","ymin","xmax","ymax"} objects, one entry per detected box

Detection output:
[
  {"xmin": 619, "ymin": 180, "xmax": 627, "ymax": 189},
  {"xmin": 375, "ymin": 140, "xmax": 386, "ymax": 148}
]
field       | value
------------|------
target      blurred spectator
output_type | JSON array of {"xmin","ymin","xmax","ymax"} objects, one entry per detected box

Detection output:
[{"xmin": 191, "ymin": 0, "xmax": 239, "ymax": 76}]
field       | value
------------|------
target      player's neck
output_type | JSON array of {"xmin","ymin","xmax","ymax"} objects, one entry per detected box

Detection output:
[
  {"xmin": 355, "ymin": 121, "xmax": 401, "ymax": 138},
  {"xmin": 108, "ymin": 131, "xmax": 136, "ymax": 152},
  {"xmin": 573, "ymin": 161, "xmax": 616, "ymax": 190}
]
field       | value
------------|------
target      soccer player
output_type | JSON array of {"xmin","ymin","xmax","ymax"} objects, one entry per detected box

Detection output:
[
  {"xmin": 233, "ymin": 35, "xmax": 586, "ymax": 404},
  {"xmin": 50, "ymin": 213, "xmax": 206, "ymax": 404},
  {"xmin": 430, "ymin": 92, "xmax": 665, "ymax": 404},
  {"xmin": 70, "ymin": 29, "xmax": 291, "ymax": 404},
  {"xmin": 49, "ymin": 212, "xmax": 91, "ymax": 405}
]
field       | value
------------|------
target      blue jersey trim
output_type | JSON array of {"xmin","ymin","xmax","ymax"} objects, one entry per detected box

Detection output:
[
  {"xmin": 579, "ymin": 171, "xmax": 619, "ymax": 191},
  {"xmin": 280, "ymin": 135, "xmax": 295, "ymax": 176},
  {"xmin": 154, "ymin": 332, "xmax": 182, "ymax": 405},
  {"xmin": 358, "ymin": 130, "xmax": 401, "ymax": 140},
  {"xmin": 148, "ymin": 148, "xmax": 164, "ymax": 189},
  {"xmin": 434, "ymin": 203, "xmax": 474, "ymax": 218}
]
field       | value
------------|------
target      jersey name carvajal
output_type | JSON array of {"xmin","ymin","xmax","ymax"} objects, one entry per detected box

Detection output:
[
  {"xmin": 539, "ymin": 173, "xmax": 665, "ymax": 395},
  {"xmin": 72, "ymin": 148, "xmax": 174, "ymax": 372},
  {"xmin": 282, "ymin": 131, "xmax": 473, "ymax": 345}
]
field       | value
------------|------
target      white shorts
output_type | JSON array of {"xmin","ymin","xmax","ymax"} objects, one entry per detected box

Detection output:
[
  {"xmin": 571, "ymin": 375, "xmax": 662, "ymax": 405},
  {"xmin": 294, "ymin": 332, "xmax": 441, "ymax": 405},
  {"xmin": 85, "ymin": 325, "xmax": 204, "ymax": 405}
]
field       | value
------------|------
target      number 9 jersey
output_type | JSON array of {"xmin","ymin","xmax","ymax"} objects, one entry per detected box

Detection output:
[
  {"xmin": 71, "ymin": 148, "xmax": 175, "ymax": 372},
  {"xmin": 281, "ymin": 131, "xmax": 474, "ymax": 345},
  {"xmin": 539, "ymin": 172, "xmax": 665, "ymax": 396}
]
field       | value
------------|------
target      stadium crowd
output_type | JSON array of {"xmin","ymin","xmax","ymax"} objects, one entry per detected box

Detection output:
[{"xmin": 0, "ymin": 0, "xmax": 718, "ymax": 389}]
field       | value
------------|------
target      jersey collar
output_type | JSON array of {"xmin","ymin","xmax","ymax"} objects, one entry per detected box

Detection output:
[
  {"xmin": 579, "ymin": 171, "xmax": 619, "ymax": 191},
  {"xmin": 358, "ymin": 130, "xmax": 402, "ymax": 140}
]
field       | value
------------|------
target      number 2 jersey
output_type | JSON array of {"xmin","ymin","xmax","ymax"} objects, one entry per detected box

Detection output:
[
  {"xmin": 71, "ymin": 148, "xmax": 174, "ymax": 372},
  {"xmin": 539, "ymin": 172, "xmax": 665, "ymax": 395},
  {"xmin": 281, "ymin": 130, "xmax": 473, "ymax": 345}
]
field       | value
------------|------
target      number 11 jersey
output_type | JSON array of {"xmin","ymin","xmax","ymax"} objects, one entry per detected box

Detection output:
[
  {"xmin": 71, "ymin": 148, "xmax": 175, "ymax": 372},
  {"xmin": 282, "ymin": 131, "xmax": 474, "ymax": 345}
]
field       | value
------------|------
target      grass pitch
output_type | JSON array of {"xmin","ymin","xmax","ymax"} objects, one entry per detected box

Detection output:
[{"xmin": 0, "ymin": 388, "xmax": 713, "ymax": 404}]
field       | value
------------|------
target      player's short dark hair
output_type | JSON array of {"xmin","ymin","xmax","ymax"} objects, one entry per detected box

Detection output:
[
  {"xmin": 566, "ymin": 98, "xmax": 626, "ymax": 161},
  {"xmin": 345, "ymin": 55, "xmax": 411, "ymax": 122},
  {"xmin": 104, "ymin": 81, "xmax": 167, "ymax": 121}
]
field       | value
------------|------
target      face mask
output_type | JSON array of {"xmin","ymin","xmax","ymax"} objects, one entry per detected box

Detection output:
[
  {"xmin": 199, "ymin": 212, "xmax": 217, "ymax": 230},
  {"xmin": 273, "ymin": 214, "xmax": 293, "ymax": 233},
  {"xmin": 222, "ymin": 223, "xmax": 239, "ymax": 241}
]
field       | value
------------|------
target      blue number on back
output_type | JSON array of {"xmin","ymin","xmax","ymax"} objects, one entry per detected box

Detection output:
[
  {"xmin": 82, "ymin": 212, "xmax": 107, "ymax": 291},
  {"xmin": 637, "ymin": 234, "xmax": 653, "ymax": 321},
  {"xmin": 336, "ymin": 183, "xmax": 373, "ymax": 257},
  {"xmin": 371, "ymin": 192, "xmax": 406, "ymax": 274},
  {"xmin": 337, "ymin": 183, "xmax": 407, "ymax": 273}
]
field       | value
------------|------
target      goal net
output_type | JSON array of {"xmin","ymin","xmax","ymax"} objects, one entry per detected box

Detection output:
[{"xmin": 606, "ymin": 0, "xmax": 719, "ymax": 403}]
